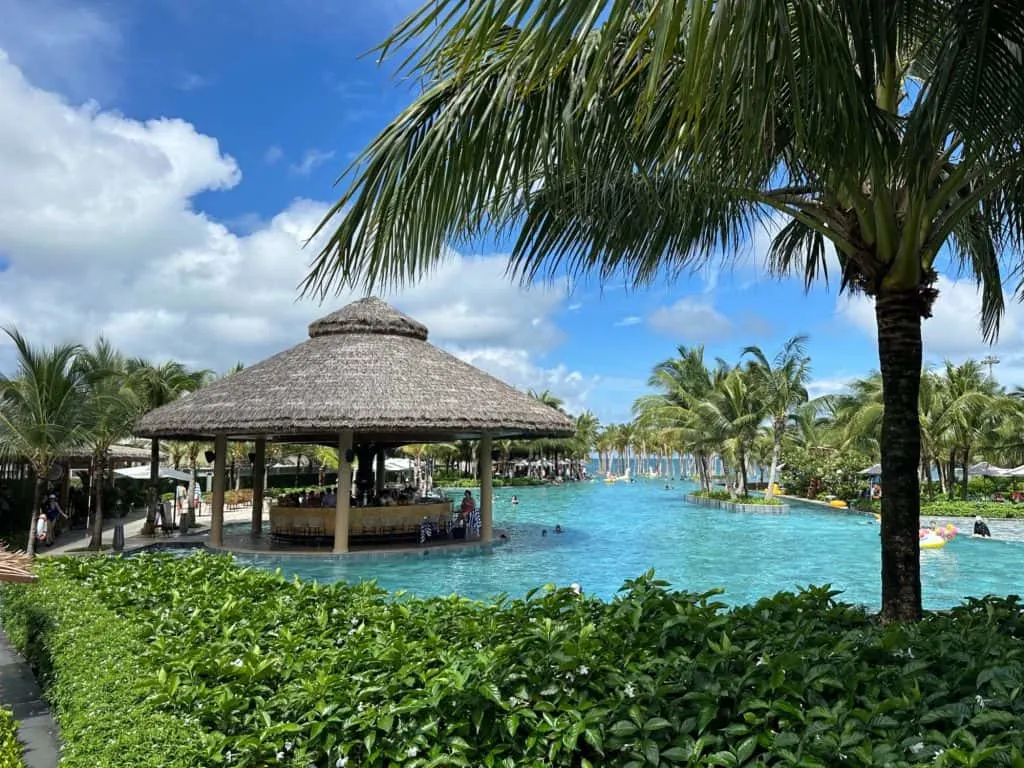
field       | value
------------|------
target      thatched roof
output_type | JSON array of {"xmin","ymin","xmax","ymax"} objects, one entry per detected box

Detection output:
[
  {"xmin": 61, "ymin": 443, "xmax": 158, "ymax": 462},
  {"xmin": 135, "ymin": 298, "xmax": 576, "ymax": 443}
]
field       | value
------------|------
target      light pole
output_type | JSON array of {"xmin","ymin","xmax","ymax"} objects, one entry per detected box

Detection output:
[{"xmin": 982, "ymin": 354, "xmax": 1000, "ymax": 380}]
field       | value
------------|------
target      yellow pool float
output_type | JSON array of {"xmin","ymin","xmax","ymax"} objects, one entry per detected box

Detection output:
[
  {"xmin": 829, "ymin": 499, "xmax": 848, "ymax": 509},
  {"xmin": 920, "ymin": 534, "xmax": 946, "ymax": 550}
]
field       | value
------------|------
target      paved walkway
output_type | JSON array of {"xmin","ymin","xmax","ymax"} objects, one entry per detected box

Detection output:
[
  {"xmin": 43, "ymin": 505, "xmax": 256, "ymax": 556},
  {"xmin": 0, "ymin": 632, "xmax": 59, "ymax": 768}
]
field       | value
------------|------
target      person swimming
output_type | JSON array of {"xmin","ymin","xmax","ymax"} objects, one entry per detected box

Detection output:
[
  {"xmin": 973, "ymin": 515, "xmax": 992, "ymax": 538},
  {"xmin": 554, "ymin": 524, "xmax": 563, "ymax": 534},
  {"xmin": 511, "ymin": 495, "xmax": 519, "ymax": 505}
]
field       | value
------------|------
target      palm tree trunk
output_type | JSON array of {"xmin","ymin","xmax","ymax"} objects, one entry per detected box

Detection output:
[
  {"xmin": 142, "ymin": 438, "xmax": 160, "ymax": 535},
  {"xmin": 27, "ymin": 472, "xmax": 43, "ymax": 556},
  {"xmin": 737, "ymin": 446, "xmax": 749, "ymax": 496},
  {"xmin": 875, "ymin": 292, "xmax": 923, "ymax": 623},
  {"xmin": 961, "ymin": 446, "xmax": 970, "ymax": 501},
  {"xmin": 947, "ymin": 449, "xmax": 957, "ymax": 500},
  {"xmin": 90, "ymin": 454, "xmax": 105, "ymax": 549},
  {"xmin": 764, "ymin": 423, "xmax": 783, "ymax": 500}
]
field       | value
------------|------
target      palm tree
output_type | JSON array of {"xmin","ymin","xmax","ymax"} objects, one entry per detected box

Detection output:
[
  {"xmin": 76, "ymin": 338, "xmax": 138, "ymax": 549},
  {"xmin": 128, "ymin": 360, "xmax": 209, "ymax": 535},
  {"xmin": 742, "ymin": 336, "xmax": 811, "ymax": 500},
  {"xmin": 302, "ymin": 1, "xmax": 1024, "ymax": 621},
  {"xmin": 0, "ymin": 330, "xmax": 88, "ymax": 555}
]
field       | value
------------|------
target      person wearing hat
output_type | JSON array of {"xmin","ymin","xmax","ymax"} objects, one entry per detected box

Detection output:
[{"xmin": 973, "ymin": 515, "xmax": 992, "ymax": 538}]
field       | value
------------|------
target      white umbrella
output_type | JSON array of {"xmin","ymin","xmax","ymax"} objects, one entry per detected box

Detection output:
[
  {"xmin": 968, "ymin": 461, "xmax": 1010, "ymax": 477},
  {"xmin": 859, "ymin": 463, "xmax": 882, "ymax": 476},
  {"xmin": 384, "ymin": 458, "xmax": 414, "ymax": 472},
  {"xmin": 114, "ymin": 465, "xmax": 193, "ymax": 482}
]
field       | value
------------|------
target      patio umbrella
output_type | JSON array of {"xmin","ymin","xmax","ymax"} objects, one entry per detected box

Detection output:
[
  {"xmin": 114, "ymin": 465, "xmax": 193, "ymax": 482},
  {"xmin": 859, "ymin": 463, "xmax": 882, "ymax": 476}
]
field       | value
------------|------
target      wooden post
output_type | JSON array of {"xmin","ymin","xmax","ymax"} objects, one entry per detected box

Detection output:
[
  {"xmin": 211, "ymin": 435, "xmax": 227, "ymax": 547},
  {"xmin": 478, "ymin": 434, "xmax": 493, "ymax": 541},
  {"xmin": 334, "ymin": 430, "xmax": 354, "ymax": 553},
  {"xmin": 251, "ymin": 438, "xmax": 266, "ymax": 536},
  {"xmin": 375, "ymin": 451, "xmax": 386, "ymax": 496}
]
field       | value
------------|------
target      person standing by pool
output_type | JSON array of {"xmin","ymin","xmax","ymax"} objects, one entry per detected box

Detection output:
[
  {"xmin": 42, "ymin": 494, "xmax": 66, "ymax": 545},
  {"xmin": 460, "ymin": 490, "xmax": 476, "ymax": 520}
]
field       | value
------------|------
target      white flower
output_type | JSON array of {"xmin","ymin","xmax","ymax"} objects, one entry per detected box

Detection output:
[
  {"xmin": 473, "ymin": 641, "xmax": 483, "ymax": 651},
  {"xmin": 910, "ymin": 742, "xmax": 925, "ymax": 755},
  {"xmin": 231, "ymin": 658, "xmax": 243, "ymax": 667},
  {"xmin": 277, "ymin": 752, "xmax": 286, "ymax": 760},
  {"xmin": 285, "ymin": 741, "xmax": 294, "ymax": 752},
  {"xmin": 357, "ymin": 702, "xmax": 366, "ymax": 713},
  {"xmin": 406, "ymin": 746, "xmax": 419, "ymax": 757},
  {"xmin": 351, "ymin": 617, "xmax": 360, "ymax": 626},
  {"xmin": 756, "ymin": 656, "xmax": 766, "ymax": 666},
  {"xmin": 508, "ymin": 696, "xmax": 526, "ymax": 708},
  {"xmin": 577, "ymin": 665, "xmax": 589, "ymax": 675},
  {"xmin": 226, "ymin": 751, "xmax": 233, "ymax": 763},
  {"xmin": 336, "ymin": 758, "xmax": 348, "ymax": 768},
  {"xmin": 975, "ymin": 694, "xmax": 986, "ymax": 709},
  {"xmin": 623, "ymin": 683, "xmax": 636, "ymax": 699}
]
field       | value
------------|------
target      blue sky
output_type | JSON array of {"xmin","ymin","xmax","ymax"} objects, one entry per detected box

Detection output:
[{"xmin": 0, "ymin": 0, "xmax": 1016, "ymax": 426}]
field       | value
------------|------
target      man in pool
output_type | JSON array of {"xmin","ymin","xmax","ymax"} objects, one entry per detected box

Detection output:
[{"xmin": 973, "ymin": 515, "xmax": 992, "ymax": 538}]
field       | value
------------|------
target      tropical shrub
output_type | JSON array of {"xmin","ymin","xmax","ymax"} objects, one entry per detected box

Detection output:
[
  {"xmin": 0, "ymin": 709, "xmax": 23, "ymax": 768},
  {"xmin": 6, "ymin": 555, "xmax": 1024, "ymax": 767},
  {"xmin": 779, "ymin": 446, "xmax": 872, "ymax": 500},
  {"xmin": 440, "ymin": 476, "xmax": 547, "ymax": 488},
  {"xmin": 0, "ymin": 571, "xmax": 204, "ymax": 767},
  {"xmin": 856, "ymin": 499, "xmax": 1024, "ymax": 520},
  {"xmin": 692, "ymin": 490, "xmax": 783, "ymax": 506}
]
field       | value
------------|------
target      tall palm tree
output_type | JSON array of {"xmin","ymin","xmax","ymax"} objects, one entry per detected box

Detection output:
[
  {"xmin": 76, "ymin": 338, "xmax": 138, "ymax": 549},
  {"xmin": 128, "ymin": 359, "xmax": 209, "ymax": 534},
  {"xmin": 302, "ymin": 0, "xmax": 1024, "ymax": 621},
  {"xmin": 742, "ymin": 335, "xmax": 811, "ymax": 500},
  {"xmin": 0, "ymin": 330, "xmax": 88, "ymax": 555}
]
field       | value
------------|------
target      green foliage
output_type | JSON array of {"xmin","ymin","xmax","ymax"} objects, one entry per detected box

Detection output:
[
  {"xmin": 920, "ymin": 500, "xmax": 1024, "ymax": 520},
  {"xmin": 437, "ymin": 476, "xmax": 547, "ymax": 488},
  {"xmin": 693, "ymin": 490, "xmax": 783, "ymax": 506},
  {"xmin": 780, "ymin": 446, "xmax": 872, "ymax": 500},
  {"xmin": 0, "ymin": 570, "xmax": 204, "ymax": 767},
  {"xmin": 0, "ymin": 709, "xmax": 23, "ymax": 768},
  {"xmin": 10, "ymin": 555, "xmax": 1024, "ymax": 767}
]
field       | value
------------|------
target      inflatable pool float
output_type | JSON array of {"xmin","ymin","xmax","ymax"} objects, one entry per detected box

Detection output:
[
  {"xmin": 920, "ymin": 534, "xmax": 946, "ymax": 550},
  {"xmin": 872, "ymin": 513, "xmax": 881, "ymax": 521},
  {"xmin": 829, "ymin": 499, "xmax": 848, "ymax": 509}
]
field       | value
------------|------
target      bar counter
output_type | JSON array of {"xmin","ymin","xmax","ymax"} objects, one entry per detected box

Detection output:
[{"xmin": 270, "ymin": 501, "xmax": 453, "ymax": 537}]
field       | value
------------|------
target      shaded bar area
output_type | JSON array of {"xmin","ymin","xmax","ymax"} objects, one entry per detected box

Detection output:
[{"xmin": 134, "ymin": 298, "xmax": 575, "ymax": 554}]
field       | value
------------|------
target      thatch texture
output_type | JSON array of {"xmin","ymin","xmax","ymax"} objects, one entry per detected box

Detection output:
[
  {"xmin": 135, "ymin": 298, "xmax": 575, "ymax": 442},
  {"xmin": 61, "ymin": 443, "xmax": 158, "ymax": 462},
  {"xmin": 0, "ymin": 546, "xmax": 36, "ymax": 583}
]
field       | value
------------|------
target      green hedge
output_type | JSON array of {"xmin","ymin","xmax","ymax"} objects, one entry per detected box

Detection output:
[
  {"xmin": 0, "ymin": 709, "xmax": 23, "ymax": 768},
  {"xmin": 6, "ymin": 555, "xmax": 1024, "ymax": 766},
  {"xmin": 0, "ymin": 571, "xmax": 204, "ymax": 767},
  {"xmin": 693, "ymin": 490, "xmax": 783, "ymax": 505},
  {"xmin": 440, "ymin": 476, "xmax": 547, "ymax": 488},
  {"xmin": 856, "ymin": 499, "xmax": 1024, "ymax": 519}
]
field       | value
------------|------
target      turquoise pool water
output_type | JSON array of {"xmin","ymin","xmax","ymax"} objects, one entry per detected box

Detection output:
[{"xmin": 233, "ymin": 480, "xmax": 1024, "ymax": 609}]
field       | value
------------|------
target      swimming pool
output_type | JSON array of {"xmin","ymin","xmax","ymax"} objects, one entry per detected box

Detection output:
[{"xmin": 232, "ymin": 480, "xmax": 1024, "ymax": 609}]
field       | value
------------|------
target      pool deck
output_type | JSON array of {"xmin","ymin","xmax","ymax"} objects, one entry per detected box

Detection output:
[{"xmin": 42, "ymin": 506, "xmax": 506, "ymax": 560}]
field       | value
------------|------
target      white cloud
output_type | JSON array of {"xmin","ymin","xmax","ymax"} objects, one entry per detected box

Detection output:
[
  {"xmin": 837, "ymin": 275, "xmax": 1024, "ymax": 387},
  {"xmin": 647, "ymin": 297, "xmax": 732, "ymax": 339},
  {"xmin": 0, "ymin": 0, "xmax": 122, "ymax": 101},
  {"xmin": 264, "ymin": 145, "xmax": 284, "ymax": 164},
  {"xmin": 614, "ymin": 316, "xmax": 642, "ymax": 327},
  {"xmin": 806, "ymin": 377, "xmax": 854, "ymax": 399},
  {"xmin": 175, "ymin": 72, "xmax": 210, "ymax": 92},
  {"xmin": 289, "ymin": 148, "xmax": 335, "ymax": 176},
  {"xmin": 449, "ymin": 347, "xmax": 598, "ymax": 416},
  {"xmin": 0, "ymin": 51, "xmax": 600, "ymax": 416}
]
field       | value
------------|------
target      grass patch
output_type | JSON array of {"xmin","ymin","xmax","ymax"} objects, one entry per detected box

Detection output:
[{"xmin": 5, "ymin": 554, "xmax": 1024, "ymax": 766}]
